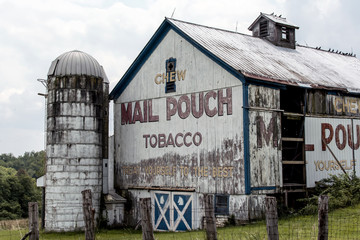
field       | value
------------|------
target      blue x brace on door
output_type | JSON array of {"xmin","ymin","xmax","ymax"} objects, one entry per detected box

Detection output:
[{"xmin": 153, "ymin": 191, "xmax": 194, "ymax": 231}]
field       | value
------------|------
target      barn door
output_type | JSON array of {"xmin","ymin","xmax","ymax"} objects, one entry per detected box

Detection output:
[
  {"xmin": 154, "ymin": 192, "xmax": 171, "ymax": 230},
  {"xmin": 153, "ymin": 191, "xmax": 194, "ymax": 231}
]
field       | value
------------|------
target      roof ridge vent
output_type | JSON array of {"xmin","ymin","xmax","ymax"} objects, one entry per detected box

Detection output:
[{"xmin": 249, "ymin": 12, "xmax": 299, "ymax": 49}]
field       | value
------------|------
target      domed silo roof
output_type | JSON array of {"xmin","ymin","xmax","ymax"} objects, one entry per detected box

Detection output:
[{"xmin": 47, "ymin": 50, "xmax": 109, "ymax": 83}]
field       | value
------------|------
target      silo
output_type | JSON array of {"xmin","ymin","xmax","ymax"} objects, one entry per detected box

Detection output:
[{"xmin": 45, "ymin": 50, "xmax": 109, "ymax": 231}]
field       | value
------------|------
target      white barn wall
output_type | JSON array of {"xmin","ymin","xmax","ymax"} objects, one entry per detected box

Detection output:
[
  {"xmin": 248, "ymin": 85, "xmax": 282, "ymax": 191},
  {"xmin": 305, "ymin": 117, "xmax": 359, "ymax": 187},
  {"xmin": 114, "ymin": 29, "xmax": 244, "ymax": 195}
]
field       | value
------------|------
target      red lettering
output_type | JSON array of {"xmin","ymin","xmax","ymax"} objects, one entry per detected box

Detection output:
[
  {"xmin": 158, "ymin": 134, "xmax": 166, "ymax": 148},
  {"xmin": 218, "ymin": 88, "xmax": 232, "ymax": 116},
  {"xmin": 322, "ymin": 123, "xmax": 333, "ymax": 151},
  {"xmin": 204, "ymin": 91, "xmax": 217, "ymax": 117},
  {"xmin": 143, "ymin": 134, "xmax": 150, "ymax": 148},
  {"xmin": 193, "ymin": 132, "xmax": 202, "ymax": 146},
  {"xmin": 256, "ymin": 115, "xmax": 278, "ymax": 148},
  {"xmin": 335, "ymin": 124, "xmax": 346, "ymax": 150},
  {"xmin": 175, "ymin": 133, "xmax": 184, "ymax": 147},
  {"xmin": 348, "ymin": 124, "xmax": 360, "ymax": 150},
  {"xmin": 121, "ymin": 102, "xmax": 133, "ymax": 125},
  {"xmin": 143, "ymin": 132, "xmax": 202, "ymax": 148},
  {"xmin": 166, "ymin": 97, "xmax": 177, "ymax": 120},
  {"xmin": 355, "ymin": 125, "xmax": 360, "ymax": 150},
  {"xmin": 184, "ymin": 132, "xmax": 192, "ymax": 147},
  {"xmin": 132, "ymin": 101, "xmax": 143, "ymax": 123},
  {"xmin": 191, "ymin": 93, "xmax": 204, "ymax": 118},
  {"xmin": 150, "ymin": 134, "xmax": 157, "ymax": 148},
  {"xmin": 143, "ymin": 100, "xmax": 148, "ymax": 123},
  {"xmin": 178, "ymin": 95, "xmax": 190, "ymax": 119},
  {"xmin": 148, "ymin": 100, "xmax": 159, "ymax": 122},
  {"xmin": 167, "ymin": 133, "xmax": 175, "ymax": 147}
]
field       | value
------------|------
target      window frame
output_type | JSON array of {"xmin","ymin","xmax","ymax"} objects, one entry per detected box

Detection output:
[
  {"xmin": 281, "ymin": 26, "xmax": 290, "ymax": 41},
  {"xmin": 259, "ymin": 20, "xmax": 268, "ymax": 37},
  {"xmin": 214, "ymin": 194, "xmax": 229, "ymax": 215}
]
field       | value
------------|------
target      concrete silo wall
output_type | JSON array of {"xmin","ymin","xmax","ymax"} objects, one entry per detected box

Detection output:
[{"xmin": 45, "ymin": 75, "xmax": 107, "ymax": 231}]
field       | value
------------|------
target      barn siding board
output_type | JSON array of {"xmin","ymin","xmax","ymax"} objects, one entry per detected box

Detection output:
[
  {"xmin": 305, "ymin": 117, "xmax": 360, "ymax": 187},
  {"xmin": 248, "ymin": 85, "xmax": 281, "ymax": 191},
  {"xmin": 249, "ymin": 85, "xmax": 280, "ymax": 109}
]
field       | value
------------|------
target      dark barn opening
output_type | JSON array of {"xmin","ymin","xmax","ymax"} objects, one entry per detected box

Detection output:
[{"xmin": 280, "ymin": 87, "xmax": 306, "ymax": 207}]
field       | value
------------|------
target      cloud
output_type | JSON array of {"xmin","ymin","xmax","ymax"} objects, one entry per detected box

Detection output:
[
  {"xmin": 0, "ymin": 88, "xmax": 24, "ymax": 104},
  {"xmin": 0, "ymin": 0, "xmax": 359, "ymax": 156},
  {"xmin": 0, "ymin": 127, "xmax": 46, "ymax": 157}
]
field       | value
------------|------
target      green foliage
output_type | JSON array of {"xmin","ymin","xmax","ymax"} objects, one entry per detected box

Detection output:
[
  {"xmin": 0, "ymin": 150, "xmax": 44, "ymax": 220},
  {"xmin": 0, "ymin": 150, "xmax": 45, "ymax": 178},
  {"xmin": 0, "ymin": 166, "xmax": 41, "ymax": 220},
  {"xmin": 299, "ymin": 173, "xmax": 360, "ymax": 214}
]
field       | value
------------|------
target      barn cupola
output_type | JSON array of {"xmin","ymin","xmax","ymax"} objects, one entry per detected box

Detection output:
[{"xmin": 248, "ymin": 12, "xmax": 299, "ymax": 49}]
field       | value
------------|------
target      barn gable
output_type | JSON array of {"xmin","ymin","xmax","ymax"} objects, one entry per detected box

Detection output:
[
  {"xmin": 113, "ymin": 23, "xmax": 245, "ymax": 193},
  {"xmin": 109, "ymin": 18, "xmax": 246, "ymax": 101}
]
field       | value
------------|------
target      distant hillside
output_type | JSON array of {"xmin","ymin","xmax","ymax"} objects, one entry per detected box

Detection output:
[{"xmin": 0, "ymin": 150, "xmax": 45, "ymax": 178}]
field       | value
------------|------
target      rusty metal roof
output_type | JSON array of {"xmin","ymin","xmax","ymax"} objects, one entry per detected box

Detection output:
[
  {"xmin": 168, "ymin": 18, "xmax": 360, "ymax": 93},
  {"xmin": 48, "ymin": 50, "xmax": 109, "ymax": 82},
  {"xmin": 110, "ymin": 18, "xmax": 360, "ymax": 100}
]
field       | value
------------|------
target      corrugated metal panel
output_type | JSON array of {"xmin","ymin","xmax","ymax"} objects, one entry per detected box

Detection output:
[
  {"xmin": 305, "ymin": 117, "xmax": 359, "ymax": 188},
  {"xmin": 47, "ymin": 50, "xmax": 109, "ymax": 82},
  {"xmin": 167, "ymin": 18, "xmax": 360, "ymax": 93}
]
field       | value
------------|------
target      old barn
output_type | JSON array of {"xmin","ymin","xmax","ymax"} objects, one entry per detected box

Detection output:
[
  {"xmin": 108, "ymin": 13, "xmax": 360, "ymax": 231},
  {"xmin": 41, "ymin": 12, "xmax": 360, "ymax": 232}
]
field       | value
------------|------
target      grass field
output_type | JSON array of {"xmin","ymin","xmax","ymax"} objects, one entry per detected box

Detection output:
[{"xmin": 1, "ymin": 204, "xmax": 359, "ymax": 240}]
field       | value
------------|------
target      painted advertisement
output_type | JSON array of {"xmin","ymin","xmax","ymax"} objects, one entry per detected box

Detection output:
[
  {"xmin": 327, "ymin": 95, "xmax": 360, "ymax": 117},
  {"xmin": 116, "ymin": 86, "xmax": 243, "ymax": 194},
  {"xmin": 114, "ymin": 29, "xmax": 244, "ymax": 194},
  {"xmin": 305, "ymin": 117, "xmax": 360, "ymax": 187}
]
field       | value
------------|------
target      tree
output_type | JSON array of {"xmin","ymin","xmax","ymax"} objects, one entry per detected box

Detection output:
[
  {"xmin": 0, "ymin": 150, "xmax": 45, "ymax": 178},
  {"xmin": 0, "ymin": 166, "xmax": 41, "ymax": 220}
]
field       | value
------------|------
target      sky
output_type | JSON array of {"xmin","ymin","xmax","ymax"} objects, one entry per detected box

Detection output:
[{"xmin": 0, "ymin": 0, "xmax": 359, "ymax": 156}]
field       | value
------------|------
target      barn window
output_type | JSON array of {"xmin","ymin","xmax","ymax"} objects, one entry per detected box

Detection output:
[
  {"xmin": 281, "ymin": 27, "xmax": 290, "ymax": 41},
  {"xmin": 259, "ymin": 20, "xmax": 268, "ymax": 37},
  {"xmin": 214, "ymin": 194, "xmax": 229, "ymax": 215},
  {"xmin": 165, "ymin": 58, "xmax": 176, "ymax": 93}
]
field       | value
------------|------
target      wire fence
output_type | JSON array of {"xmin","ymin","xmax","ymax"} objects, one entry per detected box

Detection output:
[
  {"xmin": 1, "ymin": 206, "xmax": 360, "ymax": 239},
  {"xmin": 1, "ymin": 195, "xmax": 360, "ymax": 240}
]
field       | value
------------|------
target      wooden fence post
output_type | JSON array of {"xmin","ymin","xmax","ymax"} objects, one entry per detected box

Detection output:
[
  {"xmin": 82, "ymin": 189, "xmax": 95, "ymax": 240},
  {"xmin": 140, "ymin": 198, "xmax": 154, "ymax": 240},
  {"xmin": 318, "ymin": 195, "xmax": 329, "ymax": 240},
  {"xmin": 265, "ymin": 196, "xmax": 279, "ymax": 240},
  {"xmin": 28, "ymin": 202, "xmax": 39, "ymax": 240},
  {"xmin": 204, "ymin": 194, "xmax": 217, "ymax": 240}
]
